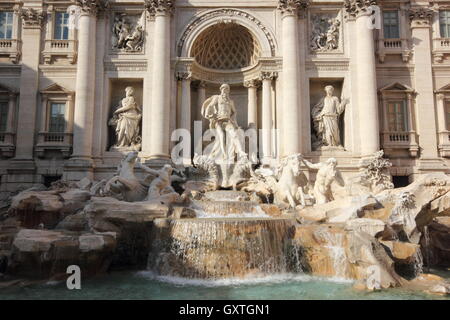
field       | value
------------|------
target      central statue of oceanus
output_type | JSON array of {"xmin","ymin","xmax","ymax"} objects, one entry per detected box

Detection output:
[
  {"xmin": 201, "ymin": 84, "xmax": 247, "ymax": 162},
  {"xmin": 200, "ymin": 84, "xmax": 249, "ymax": 187}
]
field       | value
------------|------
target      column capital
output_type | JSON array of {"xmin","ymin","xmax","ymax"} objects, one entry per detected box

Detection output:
[
  {"xmin": 145, "ymin": 0, "xmax": 175, "ymax": 17},
  {"xmin": 176, "ymin": 71, "xmax": 192, "ymax": 81},
  {"xmin": 343, "ymin": 0, "xmax": 378, "ymax": 19},
  {"xmin": 244, "ymin": 79, "xmax": 260, "ymax": 88},
  {"xmin": 259, "ymin": 71, "xmax": 278, "ymax": 81},
  {"xmin": 20, "ymin": 8, "xmax": 45, "ymax": 29},
  {"xmin": 277, "ymin": 0, "xmax": 310, "ymax": 19},
  {"xmin": 409, "ymin": 7, "xmax": 435, "ymax": 28},
  {"xmin": 75, "ymin": 0, "xmax": 107, "ymax": 17}
]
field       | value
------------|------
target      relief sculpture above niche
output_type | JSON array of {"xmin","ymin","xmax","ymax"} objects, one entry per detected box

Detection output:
[
  {"xmin": 111, "ymin": 13, "xmax": 145, "ymax": 52},
  {"xmin": 310, "ymin": 13, "xmax": 341, "ymax": 52}
]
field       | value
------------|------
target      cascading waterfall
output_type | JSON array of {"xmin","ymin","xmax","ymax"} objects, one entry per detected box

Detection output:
[
  {"xmin": 148, "ymin": 218, "xmax": 303, "ymax": 279},
  {"xmin": 314, "ymin": 228, "xmax": 349, "ymax": 279},
  {"xmin": 423, "ymin": 226, "xmax": 431, "ymax": 272}
]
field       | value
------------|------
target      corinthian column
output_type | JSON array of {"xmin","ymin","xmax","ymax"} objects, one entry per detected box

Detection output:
[
  {"xmin": 71, "ymin": 0, "xmax": 103, "ymax": 161},
  {"xmin": 278, "ymin": 0, "xmax": 309, "ymax": 156},
  {"xmin": 344, "ymin": 0, "xmax": 379, "ymax": 156},
  {"xmin": 146, "ymin": 0, "xmax": 174, "ymax": 160}
]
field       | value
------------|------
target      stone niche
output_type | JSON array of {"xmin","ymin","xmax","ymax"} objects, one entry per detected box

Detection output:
[
  {"xmin": 309, "ymin": 78, "xmax": 347, "ymax": 151},
  {"xmin": 190, "ymin": 82, "xmax": 255, "ymax": 156},
  {"xmin": 107, "ymin": 79, "xmax": 143, "ymax": 151}
]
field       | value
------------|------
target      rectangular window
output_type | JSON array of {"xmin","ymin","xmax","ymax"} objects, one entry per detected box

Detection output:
[
  {"xmin": 383, "ymin": 11, "xmax": 400, "ymax": 39},
  {"xmin": 440, "ymin": 11, "xmax": 450, "ymax": 38},
  {"xmin": 387, "ymin": 101, "xmax": 408, "ymax": 132},
  {"xmin": 446, "ymin": 101, "xmax": 450, "ymax": 131},
  {"xmin": 54, "ymin": 12, "xmax": 69, "ymax": 40},
  {"xmin": 0, "ymin": 102, "xmax": 8, "ymax": 132},
  {"xmin": 0, "ymin": 12, "xmax": 13, "ymax": 39},
  {"xmin": 48, "ymin": 103, "xmax": 66, "ymax": 132}
]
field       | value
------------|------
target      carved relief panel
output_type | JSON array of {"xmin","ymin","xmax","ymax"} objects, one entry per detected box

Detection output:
[
  {"xmin": 110, "ymin": 12, "xmax": 145, "ymax": 53},
  {"xmin": 309, "ymin": 11, "xmax": 343, "ymax": 54}
]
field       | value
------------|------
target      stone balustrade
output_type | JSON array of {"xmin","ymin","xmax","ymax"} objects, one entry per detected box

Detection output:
[
  {"xmin": 381, "ymin": 131, "xmax": 419, "ymax": 157},
  {"xmin": 0, "ymin": 39, "xmax": 21, "ymax": 63},
  {"xmin": 42, "ymin": 39, "xmax": 77, "ymax": 64},
  {"xmin": 377, "ymin": 38, "xmax": 410, "ymax": 63},
  {"xmin": 35, "ymin": 131, "xmax": 73, "ymax": 158}
]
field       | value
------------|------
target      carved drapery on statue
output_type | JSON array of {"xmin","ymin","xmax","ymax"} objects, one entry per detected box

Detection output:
[
  {"xmin": 108, "ymin": 86, "xmax": 142, "ymax": 151},
  {"xmin": 310, "ymin": 13, "xmax": 341, "ymax": 52},
  {"xmin": 111, "ymin": 13, "xmax": 144, "ymax": 52},
  {"xmin": 311, "ymin": 85, "xmax": 348, "ymax": 149}
]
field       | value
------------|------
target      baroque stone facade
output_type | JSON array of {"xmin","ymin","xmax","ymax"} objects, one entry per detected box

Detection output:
[{"xmin": 0, "ymin": 0, "xmax": 450, "ymax": 191}]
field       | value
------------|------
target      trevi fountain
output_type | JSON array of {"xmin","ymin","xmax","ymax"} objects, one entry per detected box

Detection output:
[{"xmin": 0, "ymin": 84, "xmax": 449, "ymax": 300}]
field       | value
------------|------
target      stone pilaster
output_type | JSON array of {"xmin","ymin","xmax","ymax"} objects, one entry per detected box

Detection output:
[
  {"xmin": 409, "ymin": 6, "xmax": 439, "ymax": 160},
  {"xmin": 146, "ymin": 0, "xmax": 175, "ymax": 161},
  {"xmin": 12, "ymin": 8, "xmax": 44, "ymax": 164},
  {"xmin": 278, "ymin": 0, "xmax": 309, "ymax": 156},
  {"xmin": 344, "ymin": 0, "xmax": 380, "ymax": 156}
]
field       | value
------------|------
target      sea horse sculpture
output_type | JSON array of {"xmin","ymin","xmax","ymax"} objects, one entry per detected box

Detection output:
[{"xmin": 104, "ymin": 151, "xmax": 147, "ymax": 202}]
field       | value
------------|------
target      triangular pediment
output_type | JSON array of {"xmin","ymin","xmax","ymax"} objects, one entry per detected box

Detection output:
[
  {"xmin": 436, "ymin": 84, "xmax": 450, "ymax": 93},
  {"xmin": 379, "ymin": 82, "xmax": 414, "ymax": 92},
  {"xmin": 40, "ymin": 83, "xmax": 72, "ymax": 94}
]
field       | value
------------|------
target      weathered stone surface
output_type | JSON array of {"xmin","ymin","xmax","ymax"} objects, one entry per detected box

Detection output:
[
  {"xmin": 85, "ymin": 197, "xmax": 169, "ymax": 227},
  {"xmin": 56, "ymin": 211, "xmax": 88, "ymax": 232},
  {"xmin": 8, "ymin": 229, "xmax": 116, "ymax": 279},
  {"xmin": 171, "ymin": 206, "xmax": 196, "ymax": 219},
  {"xmin": 256, "ymin": 204, "xmax": 282, "ymax": 217},
  {"xmin": 8, "ymin": 189, "xmax": 92, "ymax": 229},
  {"xmin": 292, "ymin": 224, "xmax": 404, "ymax": 288},
  {"xmin": 377, "ymin": 173, "xmax": 450, "ymax": 243},
  {"xmin": 345, "ymin": 218, "xmax": 386, "ymax": 238},
  {"xmin": 421, "ymin": 217, "xmax": 450, "ymax": 268},
  {"xmin": 85, "ymin": 197, "xmax": 169, "ymax": 268},
  {"xmin": 405, "ymin": 273, "xmax": 450, "ymax": 296},
  {"xmin": 296, "ymin": 195, "xmax": 380, "ymax": 224},
  {"xmin": 430, "ymin": 192, "xmax": 450, "ymax": 217}
]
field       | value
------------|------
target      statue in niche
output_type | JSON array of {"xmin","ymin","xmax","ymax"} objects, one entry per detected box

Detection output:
[
  {"xmin": 108, "ymin": 86, "xmax": 142, "ymax": 150},
  {"xmin": 112, "ymin": 14, "xmax": 144, "ymax": 52},
  {"xmin": 310, "ymin": 15, "xmax": 341, "ymax": 52},
  {"xmin": 201, "ymin": 84, "xmax": 248, "ymax": 186},
  {"xmin": 300, "ymin": 157, "xmax": 345, "ymax": 205},
  {"xmin": 311, "ymin": 85, "xmax": 348, "ymax": 149}
]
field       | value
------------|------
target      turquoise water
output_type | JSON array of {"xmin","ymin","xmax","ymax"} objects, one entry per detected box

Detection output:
[{"xmin": 0, "ymin": 271, "xmax": 448, "ymax": 300}]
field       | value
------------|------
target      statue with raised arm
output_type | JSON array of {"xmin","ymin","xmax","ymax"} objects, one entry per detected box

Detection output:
[
  {"xmin": 109, "ymin": 86, "xmax": 142, "ymax": 149},
  {"xmin": 311, "ymin": 85, "xmax": 348, "ymax": 148},
  {"xmin": 301, "ymin": 157, "xmax": 345, "ymax": 205},
  {"xmin": 201, "ymin": 84, "xmax": 247, "ymax": 162}
]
